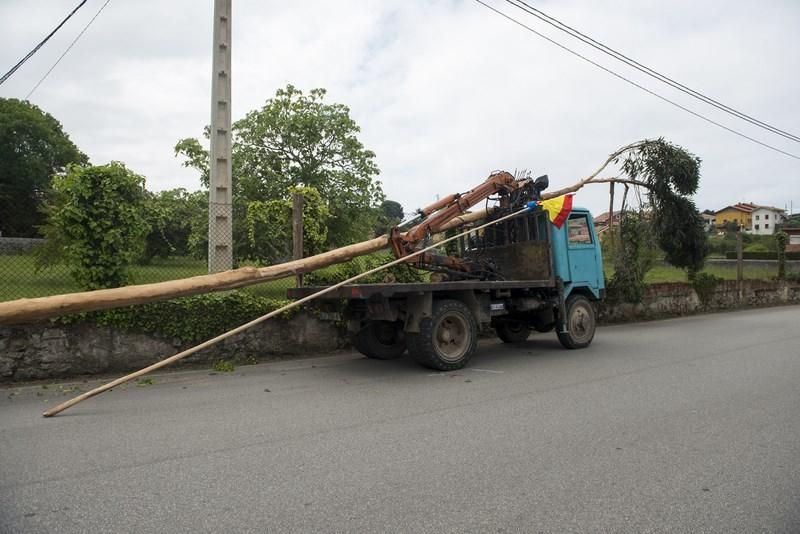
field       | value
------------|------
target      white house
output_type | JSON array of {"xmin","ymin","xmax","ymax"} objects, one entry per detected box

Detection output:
[{"xmin": 750, "ymin": 206, "xmax": 786, "ymax": 235}]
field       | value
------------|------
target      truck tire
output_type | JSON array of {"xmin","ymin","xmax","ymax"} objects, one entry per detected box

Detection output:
[
  {"xmin": 407, "ymin": 299, "xmax": 478, "ymax": 371},
  {"xmin": 556, "ymin": 294, "xmax": 596, "ymax": 349},
  {"xmin": 353, "ymin": 321, "xmax": 406, "ymax": 360},
  {"xmin": 495, "ymin": 321, "xmax": 532, "ymax": 343}
]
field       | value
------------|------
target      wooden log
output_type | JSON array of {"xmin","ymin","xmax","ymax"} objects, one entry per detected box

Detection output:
[
  {"xmin": 0, "ymin": 235, "xmax": 389, "ymax": 325},
  {"xmin": 0, "ymin": 210, "xmax": 499, "ymax": 325}
]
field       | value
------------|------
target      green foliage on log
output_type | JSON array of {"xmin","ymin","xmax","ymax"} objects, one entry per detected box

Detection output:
[
  {"xmin": 620, "ymin": 139, "xmax": 708, "ymax": 273},
  {"xmin": 304, "ymin": 252, "xmax": 427, "ymax": 286}
]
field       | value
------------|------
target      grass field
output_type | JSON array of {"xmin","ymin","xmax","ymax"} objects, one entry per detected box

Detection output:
[
  {"xmin": 604, "ymin": 261, "xmax": 782, "ymax": 284},
  {"xmin": 0, "ymin": 254, "xmax": 294, "ymax": 302}
]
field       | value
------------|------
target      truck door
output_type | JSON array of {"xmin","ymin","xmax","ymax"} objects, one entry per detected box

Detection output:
[{"xmin": 564, "ymin": 212, "xmax": 599, "ymax": 287}]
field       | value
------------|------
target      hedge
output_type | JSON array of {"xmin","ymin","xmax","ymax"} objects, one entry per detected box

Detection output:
[{"xmin": 55, "ymin": 291, "xmax": 293, "ymax": 342}]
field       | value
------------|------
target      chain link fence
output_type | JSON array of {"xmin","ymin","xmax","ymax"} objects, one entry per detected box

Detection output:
[{"xmin": 0, "ymin": 202, "xmax": 298, "ymax": 303}]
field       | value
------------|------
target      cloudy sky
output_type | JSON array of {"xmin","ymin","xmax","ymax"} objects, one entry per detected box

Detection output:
[{"xmin": 1, "ymin": 0, "xmax": 798, "ymax": 216}]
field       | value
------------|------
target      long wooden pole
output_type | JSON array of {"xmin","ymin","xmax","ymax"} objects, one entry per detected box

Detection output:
[{"xmin": 42, "ymin": 206, "xmax": 532, "ymax": 417}]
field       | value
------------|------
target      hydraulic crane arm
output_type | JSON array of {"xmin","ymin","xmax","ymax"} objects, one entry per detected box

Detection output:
[{"xmin": 388, "ymin": 171, "xmax": 548, "ymax": 273}]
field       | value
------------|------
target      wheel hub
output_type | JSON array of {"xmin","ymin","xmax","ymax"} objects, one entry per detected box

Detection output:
[{"xmin": 434, "ymin": 315, "xmax": 469, "ymax": 362}]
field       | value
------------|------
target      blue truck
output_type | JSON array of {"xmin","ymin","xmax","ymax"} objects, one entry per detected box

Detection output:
[{"xmin": 290, "ymin": 178, "xmax": 605, "ymax": 372}]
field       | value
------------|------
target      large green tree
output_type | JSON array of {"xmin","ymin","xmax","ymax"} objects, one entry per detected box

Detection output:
[
  {"xmin": 0, "ymin": 98, "xmax": 87, "ymax": 237},
  {"xmin": 175, "ymin": 84, "xmax": 384, "ymax": 257}
]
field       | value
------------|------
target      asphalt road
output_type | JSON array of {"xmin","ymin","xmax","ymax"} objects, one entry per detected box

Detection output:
[{"xmin": 1, "ymin": 306, "xmax": 799, "ymax": 533}]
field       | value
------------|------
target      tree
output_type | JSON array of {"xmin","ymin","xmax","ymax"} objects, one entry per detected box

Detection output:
[
  {"xmin": 245, "ymin": 186, "xmax": 330, "ymax": 264},
  {"xmin": 0, "ymin": 98, "xmax": 87, "ymax": 237},
  {"xmin": 43, "ymin": 162, "xmax": 149, "ymax": 289},
  {"xmin": 175, "ymin": 84, "xmax": 384, "ymax": 254},
  {"xmin": 142, "ymin": 188, "xmax": 207, "ymax": 262},
  {"xmin": 375, "ymin": 199, "xmax": 404, "ymax": 235}
]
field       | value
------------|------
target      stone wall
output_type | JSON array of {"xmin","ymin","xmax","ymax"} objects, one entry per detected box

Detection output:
[
  {"xmin": 0, "ymin": 237, "xmax": 44, "ymax": 254},
  {"xmin": 599, "ymin": 279, "xmax": 800, "ymax": 323},
  {"xmin": 0, "ymin": 313, "xmax": 345, "ymax": 381},
  {"xmin": 1, "ymin": 280, "xmax": 798, "ymax": 382}
]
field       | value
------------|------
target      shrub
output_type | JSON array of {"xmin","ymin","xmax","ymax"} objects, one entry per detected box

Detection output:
[
  {"xmin": 606, "ymin": 213, "xmax": 659, "ymax": 303},
  {"xmin": 692, "ymin": 272, "xmax": 723, "ymax": 307},
  {"xmin": 43, "ymin": 162, "xmax": 149, "ymax": 289},
  {"xmin": 56, "ymin": 291, "xmax": 293, "ymax": 342}
]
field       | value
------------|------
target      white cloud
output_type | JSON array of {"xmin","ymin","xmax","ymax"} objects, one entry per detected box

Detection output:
[{"xmin": 1, "ymin": 0, "xmax": 798, "ymax": 217}]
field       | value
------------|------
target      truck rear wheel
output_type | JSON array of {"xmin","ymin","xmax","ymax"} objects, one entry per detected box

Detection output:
[
  {"xmin": 408, "ymin": 299, "xmax": 478, "ymax": 371},
  {"xmin": 495, "ymin": 320, "xmax": 532, "ymax": 343},
  {"xmin": 353, "ymin": 321, "xmax": 406, "ymax": 360},
  {"xmin": 556, "ymin": 294, "xmax": 596, "ymax": 349}
]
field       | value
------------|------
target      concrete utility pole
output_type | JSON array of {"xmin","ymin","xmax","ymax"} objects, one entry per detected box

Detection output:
[{"xmin": 208, "ymin": 0, "xmax": 233, "ymax": 272}]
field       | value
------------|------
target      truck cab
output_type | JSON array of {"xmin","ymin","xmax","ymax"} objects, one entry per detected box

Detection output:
[{"xmin": 552, "ymin": 208, "xmax": 605, "ymax": 300}]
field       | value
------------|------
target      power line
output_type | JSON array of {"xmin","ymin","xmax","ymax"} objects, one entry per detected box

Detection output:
[
  {"xmin": 26, "ymin": 0, "xmax": 112, "ymax": 99},
  {"xmin": 473, "ymin": 0, "xmax": 800, "ymax": 161},
  {"xmin": 0, "ymin": 1, "xmax": 88, "ymax": 87},
  {"xmin": 504, "ymin": 0, "xmax": 800, "ymax": 143}
]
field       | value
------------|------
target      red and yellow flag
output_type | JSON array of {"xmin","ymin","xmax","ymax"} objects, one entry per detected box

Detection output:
[{"xmin": 535, "ymin": 194, "xmax": 573, "ymax": 228}]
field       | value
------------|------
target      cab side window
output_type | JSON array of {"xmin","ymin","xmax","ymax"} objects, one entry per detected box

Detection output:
[{"xmin": 567, "ymin": 214, "xmax": 592, "ymax": 245}]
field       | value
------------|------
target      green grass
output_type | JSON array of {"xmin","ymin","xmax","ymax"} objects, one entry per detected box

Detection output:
[
  {"xmin": 0, "ymin": 253, "xmax": 295, "ymax": 302},
  {"xmin": 603, "ymin": 260, "xmax": 785, "ymax": 283}
]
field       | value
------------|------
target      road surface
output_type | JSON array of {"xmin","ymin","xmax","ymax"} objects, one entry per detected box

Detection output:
[{"xmin": 1, "ymin": 306, "xmax": 799, "ymax": 533}]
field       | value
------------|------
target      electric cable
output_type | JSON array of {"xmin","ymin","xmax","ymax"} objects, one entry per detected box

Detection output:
[
  {"xmin": 503, "ymin": 0, "xmax": 800, "ymax": 143},
  {"xmin": 27, "ymin": 0, "xmax": 112, "ymax": 99},
  {"xmin": 0, "ymin": 0, "xmax": 88, "ymax": 86},
  {"xmin": 473, "ymin": 0, "xmax": 800, "ymax": 161}
]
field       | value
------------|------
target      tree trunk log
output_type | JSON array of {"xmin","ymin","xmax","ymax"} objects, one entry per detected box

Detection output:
[{"xmin": 0, "ymin": 236, "xmax": 390, "ymax": 325}]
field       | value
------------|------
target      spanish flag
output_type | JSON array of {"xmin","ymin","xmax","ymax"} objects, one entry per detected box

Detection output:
[{"xmin": 527, "ymin": 194, "xmax": 574, "ymax": 228}]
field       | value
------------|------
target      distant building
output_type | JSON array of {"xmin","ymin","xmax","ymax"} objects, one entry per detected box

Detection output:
[
  {"xmin": 783, "ymin": 217, "xmax": 800, "ymax": 253},
  {"xmin": 714, "ymin": 203, "xmax": 785, "ymax": 234},
  {"xmin": 593, "ymin": 210, "xmax": 622, "ymax": 232},
  {"xmin": 715, "ymin": 203, "xmax": 754, "ymax": 231},
  {"xmin": 700, "ymin": 210, "xmax": 716, "ymax": 232},
  {"xmin": 750, "ymin": 206, "xmax": 786, "ymax": 235}
]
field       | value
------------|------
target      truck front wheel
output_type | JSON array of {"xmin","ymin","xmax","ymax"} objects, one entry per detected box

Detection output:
[
  {"xmin": 556, "ymin": 294, "xmax": 596, "ymax": 349},
  {"xmin": 353, "ymin": 321, "xmax": 406, "ymax": 360},
  {"xmin": 408, "ymin": 299, "xmax": 478, "ymax": 371}
]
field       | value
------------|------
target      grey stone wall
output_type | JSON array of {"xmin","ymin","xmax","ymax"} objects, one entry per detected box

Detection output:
[
  {"xmin": 0, "ymin": 313, "xmax": 345, "ymax": 381},
  {"xmin": 703, "ymin": 258, "xmax": 800, "ymax": 270},
  {"xmin": 1, "ymin": 280, "xmax": 798, "ymax": 382},
  {"xmin": 599, "ymin": 279, "xmax": 800, "ymax": 322},
  {"xmin": 0, "ymin": 237, "xmax": 44, "ymax": 254}
]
